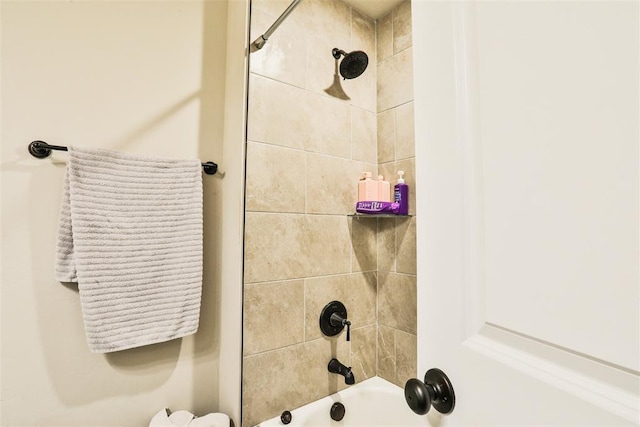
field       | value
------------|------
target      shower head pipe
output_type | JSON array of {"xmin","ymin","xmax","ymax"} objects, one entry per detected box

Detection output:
[{"xmin": 250, "ymin": 0, "xmax": 303, "ymax": 51}]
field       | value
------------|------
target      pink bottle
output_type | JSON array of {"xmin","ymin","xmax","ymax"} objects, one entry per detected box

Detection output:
[
  {"xmin": 377, "ymin": 175, "xmax": 391, "ymax": 202},
  {"xmin": 358, "ymin": 172, "xmax": 377, "ymax": 201}
]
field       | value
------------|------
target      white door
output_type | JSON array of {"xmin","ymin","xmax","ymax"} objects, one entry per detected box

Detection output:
[{"xmin": 413, "ymin": 1, "xmax": 639, "ymax": 425}]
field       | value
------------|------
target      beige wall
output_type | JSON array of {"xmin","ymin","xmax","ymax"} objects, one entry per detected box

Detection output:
[
  {"xmin": 0, "ymin": 1, "xmax": 246, "ymax": 425},
  {"xmin": 242, "ymin": 0, "xmax": 415, "ymax": 425},
  {"xmin": 375, "ymin": 0, "xmax": 417, "ymax": 388}
]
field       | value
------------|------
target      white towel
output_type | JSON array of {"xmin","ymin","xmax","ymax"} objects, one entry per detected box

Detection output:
[
  {"xmin": 149, "ymin": 409, "xmax": 230, "ymax": 427},
  {"xmin": 56, "ymin": 146, "xmax": 203, "ymax": 353}
]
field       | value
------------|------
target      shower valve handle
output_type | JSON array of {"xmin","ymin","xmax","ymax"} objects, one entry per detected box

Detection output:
[
  {"xmin": 330, "ymin": 313, "xmax": 351, "ymax": 341},
  {"xmin": 319, "ymin": 301, "xmax": 351, "ymax": 342}
]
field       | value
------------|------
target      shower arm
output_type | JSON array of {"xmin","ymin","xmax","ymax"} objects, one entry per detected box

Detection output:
[{"xmin": 250, "ymin": 0, "xmax": 302, "ymax": 51}]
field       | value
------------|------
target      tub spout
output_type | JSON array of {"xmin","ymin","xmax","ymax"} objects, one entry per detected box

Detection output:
[{"xmin": 328, "ymin": 358, "xmax": 355, "ymax": 385}]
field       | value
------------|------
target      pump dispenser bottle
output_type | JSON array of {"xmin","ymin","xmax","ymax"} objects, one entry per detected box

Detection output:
[{"xmin": 394, "ymin": 171, "xmax": 409, "ymax": 215}]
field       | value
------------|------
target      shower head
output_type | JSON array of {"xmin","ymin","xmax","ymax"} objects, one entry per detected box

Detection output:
[{"xmin": 332, "ymin": 48, "xmax": 369, "ymax": 80}]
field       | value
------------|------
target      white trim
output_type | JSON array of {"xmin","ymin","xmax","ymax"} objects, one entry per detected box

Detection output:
[
  {"xmin": 465, "ymin": 329, "xmax": 640, "ymax": 423},
  {"xmin": 453, "ymin": 1, "xmax": 486, "ymax": 339}
]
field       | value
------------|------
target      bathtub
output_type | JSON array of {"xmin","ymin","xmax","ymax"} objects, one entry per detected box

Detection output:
[{"xmin": 257, "ymin": 376, "xmax": 427, "ymax": 426}]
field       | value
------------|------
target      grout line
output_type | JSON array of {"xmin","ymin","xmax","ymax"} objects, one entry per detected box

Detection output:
[
  {"xmin": 377, "ymin": 99, "xmax": 415, "ymax": 115},
  {"xmin": 392, "ymin": 103, "xmax": 398, "ymax": 163},
  {"xmin": 244, "ymin": 210, "xmax": 355, "ymax": 217},
  {"xmin": 376, "ymin": 267, "xmax": 380, "ymax": 377},
  {"xmin": 393, "ymin": 327, "xmax": 398, "ymax": 384},
  {"xmin": 244, "ymin": 270, "xmax": 380, "ymax": 286},
  {"xmin": 304, "ymin": 151, "xmax": 308, "ymax": 215},
  {"xmin": 303, "ymin": 278, "xmax": 307, "ymax": 342},
  {"xmin": 247, "ymin": 138, "xmax": 378, "ymax": 165},
  {"xmin": 250, "ymin": 70, "xmax": 377, "ymax": 113},
  {"xmin": 350, "ymin": 103, "xmax": 354, "ymax": 163},
  {"xmin": 376, "ymin": 44, "xmax": 414, "ymax": 68}
]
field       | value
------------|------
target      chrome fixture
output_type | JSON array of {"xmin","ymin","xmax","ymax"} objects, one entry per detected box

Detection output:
[
  {"xmin": 328, "ymin": 358, "xmax": 355, "ymax": 385},
  {"xmin": 250, "ymin": 0, "xmax": 303, "ymax": 52}
]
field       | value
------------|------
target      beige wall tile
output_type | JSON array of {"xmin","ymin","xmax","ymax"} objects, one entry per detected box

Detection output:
[
  {"xmin": 305, "ymin": 90, "xmax": 352, "ymax": 158},
  {"xmin": 377, "ymin": 217, "xmax": 396, "ymax": 272},
  {"xmin": 377, "ymin": 324, "xmax": 396, "ymax": 383},
  {"xmin": 395, "ymin": 101, "xmax": 415, "ymax": 160},
  {"xmin": 393, "ymin": 0, "xmax": 412, "ymax": 54},
  {"xmin": 244, "ymin": 213, "xmax": 351, "ymax": 283},
  {"xmin": 377, "ymin": 47, "xmax": 414, "ymax": 112},
  {"xmin": 352, "ymin": 9, "xmax": 375, "ymax": 55},
  {"xmin": 350, "ymin": 324, "xmax": 377, "ymax": 381},
  {"xmin": 378, "ymin": 162, "xmax": 396, "ymax": 188},
  {"xmin": 247, "ymin": 74, "xmax": 307, "ymax": 150},
  {"xmin": 378, "ymin": 272, "xmax": 416, "ymax": 334},
  {"xmin": 342, "ymin": 63, "xmax": 376, "ymax": 112},
  {"xmin": 243, "ymin": 281, "xmax": 304, "ymax": 356},
  {"xmin": 247, "ymin": 74, "xmax": 350, "ymax": 157},
  {"xmin": 246, "ymin": 142, "xmax": 306, "ymax": 213},
  {"xmin": 344, "ymin": 10, "xmax": 377, "ymax": 112},
  {"xmin": 244, "ymin": 213, "xmax": 304, "ymax": 283},
  {"xmin": 242, "ymin": 337, "xmax": 350, "ymax": 427},
  {"xmin": 304, "ymin": 272, "xmax": 377, "ymax": 341},
  {"xmin": 306, "ymin": 154, "xmax": 374, "ymax": 215},
  {"xmin": 396, "ymin": 216, "xmax": 416, "ymax": 275},
  {"xmin": 395, "ymin": 330, "xmax": 417, "ymax": 387},
  {"xmin": 303, "ymin": 216, "xmax": 352, "ymax": 276},
  {"xmin": 350, "ymin": 217, "xmax": 377, "ymax": 272},
  {"xmin": 377, "ymin": 109, "xmax": 395, "ymax": 164},
  {"xmin": 352, "ymin": 107, "xmax": 377, "ymax": 164},
  {"xmin": 297, "ymin": 0, "xmax": 351, "ymax": 50},
  {"xmin": 377, "ymin": 218, "xmax": 396, "ymax": 272},
  {"xmin": 250, "ymin": 8, "xmax": 306, "ymax": 89},
  {"xmin": 377, "ymin": 12, "xmax": 393, "ymax": 62},
  {"xmin": 378, "ymin": 163, "xmax": 402, "ymax": 201},
  {"xmin": 251, "ymin": 0, "xmax": 296, "ymax": 18}
]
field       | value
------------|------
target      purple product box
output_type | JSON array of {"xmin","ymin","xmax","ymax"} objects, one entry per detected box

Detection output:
[{"xmin": 356, "ymin": 201, "xmax": 400, "ymax": 214}]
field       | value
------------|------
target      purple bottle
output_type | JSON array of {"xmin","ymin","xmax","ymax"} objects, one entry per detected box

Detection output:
[{"xmin": 394, "ymin": 171, "xmax": 409, "ymax": 215}]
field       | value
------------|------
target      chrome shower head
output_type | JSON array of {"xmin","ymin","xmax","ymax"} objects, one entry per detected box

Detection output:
[{"xmin": 332, "ymin": 48, "xmax": 369, "ymax": 80}]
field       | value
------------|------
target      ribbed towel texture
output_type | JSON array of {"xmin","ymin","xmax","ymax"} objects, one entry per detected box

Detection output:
[{"xmin": 56, "ymin": 146, "xmax": 203, "ymax": 353}]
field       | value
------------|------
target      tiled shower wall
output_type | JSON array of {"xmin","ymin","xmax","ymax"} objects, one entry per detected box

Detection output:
[
  {"xmin": 242, "ymin": 1, "xmax": 415, "ymax": 426},
  {"xmin": 375, "ymin": 1, "xmax": 417, "ymax": 388}
]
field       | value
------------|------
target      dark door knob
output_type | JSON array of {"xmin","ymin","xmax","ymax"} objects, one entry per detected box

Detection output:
[{"xmin": 404, "ymin": 368, "xmax": 456, "ymax": 415}]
